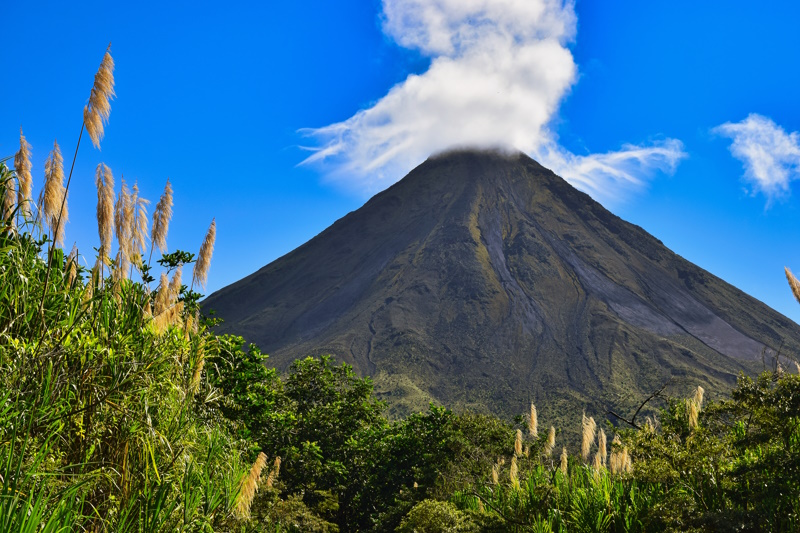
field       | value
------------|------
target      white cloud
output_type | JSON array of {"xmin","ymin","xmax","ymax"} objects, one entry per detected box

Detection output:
[
  {"xmin": 301, "ymin": 0, "xmax": 685, "ymax": 201},
  {"xmin": 714, "ymin": 114, "xmax": 800, "ymax": 202}
]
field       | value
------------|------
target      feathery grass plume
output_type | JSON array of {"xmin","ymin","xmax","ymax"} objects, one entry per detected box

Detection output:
[
  {"xmin": 598, "ymin": 428, "xmax": 607, "ymax": 466},
  {"xmin": 83, "ymin": 45, "xmax": 115, "ymax": 149},
  {"xmin": 234, "ymin": 452, "xmax": 268, "ymax": 519},
  {"xmin": 40, "ymin": 140, "xmax": 68, "ymax": 245},
  {"xmin": 114, "ymin": 177, "xmax": 132, "ymax": 275},
  {"xmin": 581, "ymin": 413, "xmax": 596, "ymax": 462},
  {"xmin": 509, "ymin": 455, "xmax": 519, "ymax": 488},
  {"xmin": 193, "ymin": 218, "xmax": 216, "ymax": 289},
  {"xmin": 560, "ymin": 447, "xmax": 568, "ymax": 475},
  {"xmin": 524, "ymin": 445, "xmax": 530, "ymax": 457},
  {"xmin": 144, "ymin": 299, "xmax": 152, "ymax": 317},
  {"xmin": 687, "ymin": 398, "xmax": 699, "ymax": 429},
  {"xmin": 693, "ymin": 385, "xmax": 705, "ymax": 409},
  {"xmin": 154, "ymin": 272, "xmax": 170, "ymax": 315},
  {"xmin": 592, "ymin": 452, "xmax": 603, "ymax": 482},
  {"xmin": 491, "ymin": 462, "xmax": 500, "ymax": 484},
  {"xmin": 151, "ymin": 178, "xmax": 173, "ymax": 256},
  {"xmin": 14, "ymin": 128, "xmax": 33, "ymax": 218},
  {"xmin": 786, "ymin": 267, "xmax": 800, "ymax": 304},
  {"xmin": 82, "ymin": 277, "xmax": 94, "ymax": 308},
  {"xmin": 130, "ymin": 182, "xmax": 150, "ymax": 267},
  {"xmin": 95, "ymin": 163, "xmax": 115, "ymax": 269},
  {"xmin": 794, "ymin": 360, "xmax": 800, "ymax": 374},
  {"xmin": 528, "ymin": 403, "xmax": 538, "ymax": 437},
  {"xmin": 153, "ymin": 301, "xmax": 184, "ymax": 334},
  {"xmin": 66, "ymin": 245, "xmax": 78, "ymax": 286},
  {"xmin": 644, "ymin": 416, "xmax": 655, "ymax": 433},
  {"xmin": 265, "ymin": 457, "xmax": 281, "ymax": 488},
  {"xmin": 622, "ymin": 447, "xmax": 632, "ymax": 473},
  {"xmin": 170, "ymin": 265, "xmax": 183, "ymax": 301},
  {"xmin": 2, "ymin": 165, "xmax": 16, "ymax": 226},
  {"xmin": 543, "ymin": 426, "xmax": 556, "ymax": 457},
  {"xmin": 514, "ymin": 429, "xmax": 523, "ymax": 456},
  {"xmin": 189, "ymin": 340, "xmax": 205, "ymax": 393},
  {"xmin": 609, "ymin": 435, "xmax": 621, "ymax": 474},
  {"xmin": 477, "ymin": 499, "xmax": 485, "ymax": 513}
]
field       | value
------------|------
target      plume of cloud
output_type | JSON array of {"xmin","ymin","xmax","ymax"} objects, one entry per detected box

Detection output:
[
  {"xmin": 714, "ymin": 113, "xmax": 800, "ymax": 203},
  {"xmin": 301, "ymin": 0, "xmax": 685, "ymax": 201}
]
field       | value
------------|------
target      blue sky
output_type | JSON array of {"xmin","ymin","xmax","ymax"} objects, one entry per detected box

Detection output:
[{"xmin": 3, "ymin": 1, "xmax": 800, "ymax": 323}]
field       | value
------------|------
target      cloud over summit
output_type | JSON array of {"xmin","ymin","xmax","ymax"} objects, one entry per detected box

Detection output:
[{"xmin": 302, "ymin": 0, "xmax": 685, "ymax": 202}]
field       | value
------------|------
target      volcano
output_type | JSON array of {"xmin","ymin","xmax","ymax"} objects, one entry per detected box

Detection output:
[{"xmin": 204, "ymin": 150, "xmax": 800, "ymax": 421}]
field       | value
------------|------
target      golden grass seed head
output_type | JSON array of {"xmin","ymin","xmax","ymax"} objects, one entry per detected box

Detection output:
[
  {"xmin": 560, "ymin": 447, "xmax": 568, "ymax": 475},
  {"xmin": 130, "ymin": 182, "xmax": 150, "ymax": 265},
  {"xmin": 514, "ymin": 429, "xmax": 523, "ymax": 456},
  {"xmin": 95, "ymin": 163, "xmax": 115, "ymax": 259},
  {"xmin": 543, "ymin": 426, "xmax": 555, "ymax": 457},
  {"xmin": 170, "ymin": 265, "xmax": 183, "ymax": 301},
  {"xmin": 581, "ymin": 413, "xmax": 596, "ymax": 462},
  {"xmin": 528, "ymin": 403, "xmax": 538, "ymax": 437},
  {"xmin": 3, "ymin": 168, "xmax": 16, "ymax": 225},
  {"xmin": 41, "ymin": 140, "xmax": 67, "ymax": 246},
  {"xmin": 598, "ymin": 428, "xmax": 607, "ymax": 466},
  {"xmin": 694, "ymin": 385, "xmax": 705, "ymax": 409},
  {"xmin": 83, "ymin": 46, "xmax": 115, "ymax": 149},
  {"xmin": 491, "ymin": 462, "xmax": 499, "ymax": 484},
  {"xmin": 509, "ymin": 455, "xmax": 519, "ymax": 488},
  {"xmin": 234, "ymin": 452, "xmax": 268, "ymax": 519},
  {"xmin": 786, "ymin": 267, "xmax": 800, "ymax": 305},
  {"xmin": 151, "ymin": 178, "xmax": 173, "ymax": 254},
  {"xmin": 193, "ymin": 218, "xmax": 216, "ymax": 289},
  {"xmin": 688, "ymin": 398, "xmax": 699, "ymax": 430},
  {"xmin": 155, "ymin": 272, "xmax": 170, "ymax": 315},
  {"xmin": 14, "ymin": 129, "xmax": 33, "ymax": 218}
]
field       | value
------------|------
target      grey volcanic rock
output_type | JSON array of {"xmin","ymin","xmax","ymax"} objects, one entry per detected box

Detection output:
[{"xmin": 204, "ymin": 150, "xmax": 800, "ymax": 420}]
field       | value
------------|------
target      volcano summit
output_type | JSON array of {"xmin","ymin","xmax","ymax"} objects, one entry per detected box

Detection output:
[{"xmin": 204, "ymin": 150, "xmax": 800, "ymax": 420}]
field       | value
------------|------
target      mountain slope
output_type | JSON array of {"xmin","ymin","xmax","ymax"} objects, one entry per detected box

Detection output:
[{"xmin": 204, "ymin": 150, "xmax": 800, "ymax": 420}]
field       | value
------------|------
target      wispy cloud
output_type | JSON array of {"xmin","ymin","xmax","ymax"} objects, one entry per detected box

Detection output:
[
  {"xmin": 302, "ymin": 0, "xmax": 685, "ymax": 202},
  {"xmin": 714, "ymin": 114, "xmax": 800, "ymax": 202}
]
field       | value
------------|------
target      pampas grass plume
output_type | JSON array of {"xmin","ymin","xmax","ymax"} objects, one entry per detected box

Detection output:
[
  {"xmin": 83, "ymin": 45, "xmax": 115, "ymax": 148},
  {"xmin": 155, "ymin": 272, "xmax": 170, "ymax": 315},
  {"xmin": 130, "ymin": 182, "xmax": 150, "ymax": 265},
  {"xmin": 190, "ymin": 339, "xmax": 205, "ymax": 393},
  {"xmin": 693, "ymin": 385, "xmax": 705, "ymax": 409},
  {"xmin": 581, "ymin": 413, "xmax": 596, "ymax": 462},
  {"xmin": 234, "ymin": 452, "xmax": 268, "ymax": 519},
  {"xmin": 543, "ymin": 426, "xmax": 555, "ymax": 457},
  {"xmin": 3, "ymin": 164, "xmax": 16, "ymax": 226},
  {"xmin": 509, "ymin": 455, "xmax": 519, "ymax": 488},
  {"xmin": 598, "ymin": 428, "xmax": 607, "ymax": 466},
  {"xmin": 41, "ymin": 140, "xmax": 68, "ymax": 246},
  {"xmin": 528, "ymin": 403, "xmax": 538, "ymax": 437},
  {"xmin": 95, "ymin": 163, "xmax": 115, "ymax": 264},
  {"xmin": 193, "ymin": 218, "xmax": 216, "ymax": 289},
  {"xmin": 114, "ymin": 177, "xmax": 131, "ymax": 275},
  {"xmin": 14, "ymin": 129, "xmax": 33, "ymax": 218},
  {"xmin": 786, "ymin": 267, "xmax": 800, "ymax": 305},
  {"xmin": 514, "ymin": 429, "xmax": 522, "ymax": 456},
  {"xmin": 169, "ymin": 265, "xmax": 182, "ymax": 301},
  {"xmin": 688, "ymin": 398, "xmax": 699, "ymax": 429},
  {"xmin": 66, "ymin": 245, "xmax": 78, "ymax": 286},
  {"xmin": 265, "ymin": 457, "xmax": 281, "ymax": 488},
  {"xmin": 151, "ymin": 178, "xmax": 173, "ymax": 254},
  {"xmin": 491, "ymin": 462, "xmax": 499, "ymax": 484},
  {"xmin": 560, "ymin": 447, "xmax": 568, "ymax": 475}
]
